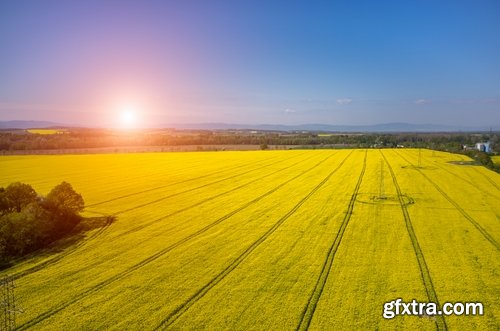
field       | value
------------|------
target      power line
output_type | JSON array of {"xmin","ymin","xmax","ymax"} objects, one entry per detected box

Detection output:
[{"xmin": 1, "ymin": 276, "xmax": 22, "ymax": 331}]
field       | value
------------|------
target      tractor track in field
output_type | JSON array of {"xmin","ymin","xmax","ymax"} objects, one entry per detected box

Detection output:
[
  {"xmin": 432, "ymin": 160, "xmax": 500, "ymax": 199},
  {"xmin": 395, "ymin": 151, "xmax": 499, "ymax": 251},
  {"xmin": 17, "ymin": 152, "xmax": 342, "ymax": 330},
  {"xmin": 296, "ymin": 150, "xmax": 367, "ymax": 331},
  {"xmin": 85, "ymin": 152, "xmax": 290, "ymax": 208},
  {"xmin": 472, "ymin": 167, "xmax": 500, "ymax": 191},
  {"xmin": 86, "ymin": 152, "xmax": 306, "ymax": 216},
  {"xmin": 82, "ymin": 158, "xmax": 222, "ymax": 205},
  {"xmin": 29, "ymin": 153, "xmax": 324, "ymax": 282},
  {"xmin": 381, "ymin": 151, "xmax": 448, "ymax": 331},
  {"xmin": 106, "ymin": 153, "xmax": 318, "ymax": 240},
  {"xmin": 8, "ymin": 217, "xmax": 114, "ymax": 281},
  {"xmin": 155, "ymin": 151, "xmax": 355, "ymax": 329},
  {"xmin": 8, "ymin": 155, "xmax": 294, "ymax": 281}
]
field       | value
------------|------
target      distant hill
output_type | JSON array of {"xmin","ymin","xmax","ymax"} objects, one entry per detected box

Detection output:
[
  {"xmin": 169, "ymin": 122, "xmax": 498, "ymax": 132},
  {"xmin": 1, "ymin": 120, "xmax": 498, "ymax": 132},
  {"xmin": 0, "ymin": 120, "xmax": 66, "ymax": 129}
]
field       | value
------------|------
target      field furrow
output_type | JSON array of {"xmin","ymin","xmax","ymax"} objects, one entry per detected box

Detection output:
[
  {"xmin": 17, "ymin": 152, "xmax": 332, "ymax": 287},
  {"xmin": 473, "ymin": 168, "xmax": 500, "ymax": 191},
  {"xmin": 85, "ymin": 151, "xmax": 293, "ymax": 208},
  {"xmin": 385, "ymin": 149, "xmax": 499, "ymax": 330},
  {"xmin": 308, "ymin": 151, "xmax": 432, "ymax": 330},
  {"xmin": 156, "ymin": 150, "xmax": 354, "ymax": 329},
  {"xmin": 86, "ymin": 151, "xmax": 305, "ymax": 216},
  {"xmin": 103, "ymin": 151, "xmax": 316, "ymax": 239},
  {"xmin": 425, "ymin": 155, "xmax": 500, "ymax": 200},
  {"xmin": 4, "ymin": 152, "xmax": 314, "ymax": 281},
  {"xmin": 15, "ymin": 152, "xmax": 341, "ymax": 329},
  {"xmin": 0, "ymin": 149, "xmax": 497, "ymax": 330},
  {"xmin": 296, "ymin": 150, "xmax": 367, "ymax": 331},
  {"xmin": 382, "ymin": 151, "xmax": 447, "ymax": 331},
  {"xmin": 394, "ymin": 150, "xmax": 499, "ymax": 250},
  {"xmin": 10, "ymin": 217, "xmax": 115, "ymax": 281}
]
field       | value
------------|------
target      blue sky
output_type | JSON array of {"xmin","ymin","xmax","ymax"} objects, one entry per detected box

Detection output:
[{"xmin": 0, "ymin": 0, "xmax": 499, "ymax": 127}]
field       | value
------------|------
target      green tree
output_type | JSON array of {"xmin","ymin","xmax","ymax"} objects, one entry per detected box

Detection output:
[
  {"xmin": 4, "ymin": 182, "xmax": 37, "ymax": 212},
  {"xmin": 0, "ymin": 203, "xmax": 52, "ymax": 259},
  {"xmin": 0, "ymin": 181, "xmax": 89, "ymax": 262},
  {"xmin": 0, "ymin": 188, "xmax": 8, "ymax": 215},
  {"xmin": 46, "ymin": 181, "xmax": 84, "ymax": 214}
]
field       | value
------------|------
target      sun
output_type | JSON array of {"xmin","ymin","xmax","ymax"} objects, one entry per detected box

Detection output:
[{"xmin": 118, "ymin": 105, "xmax": 139, "ymax": 129}]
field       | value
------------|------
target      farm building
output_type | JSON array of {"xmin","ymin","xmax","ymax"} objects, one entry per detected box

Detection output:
[{"xmin": 475, "ymin": 142, "xmax": 491, "ymax": 153}]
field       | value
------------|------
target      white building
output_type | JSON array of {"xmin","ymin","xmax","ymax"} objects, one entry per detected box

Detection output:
[{"xmin": 475, "ymin": 142, "xmax": 491, "ymax": 153}]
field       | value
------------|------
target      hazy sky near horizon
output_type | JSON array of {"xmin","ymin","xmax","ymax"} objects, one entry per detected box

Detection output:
[{"xmin": 0, "ymin": 0, "xmax": 499, "ymax": 127}]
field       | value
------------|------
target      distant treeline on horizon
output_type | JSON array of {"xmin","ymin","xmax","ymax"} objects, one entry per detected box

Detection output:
[{"xmin": 0, "ymin": 128, "xmax": 497, "ymax": 153}]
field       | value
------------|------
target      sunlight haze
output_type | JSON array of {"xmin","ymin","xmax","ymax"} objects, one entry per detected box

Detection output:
[{"xmin": 0, "ymin": 1, "xmax": 499, "ymax": 128}]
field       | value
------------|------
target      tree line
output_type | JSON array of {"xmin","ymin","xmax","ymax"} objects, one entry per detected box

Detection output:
[
  {"xmin": 0, "ymin": 181, "xmax": 85, "ymax": 264},
  {"xmin": 0, "ymin": 129, "xmax": 497, "ymax": 152},
  {"xmin": 1, "ymin": 130, "xmax": 498, "ymax": 173}
]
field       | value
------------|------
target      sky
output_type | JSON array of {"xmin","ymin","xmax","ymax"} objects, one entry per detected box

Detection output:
[{"xmin": 0, "ymin": 0, "xmax": 499, "ymax": 128}]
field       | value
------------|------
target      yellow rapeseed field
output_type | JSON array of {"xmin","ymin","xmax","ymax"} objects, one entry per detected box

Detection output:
[
  {"xmin": 0, "ymin": 149, "xmax": 498, "ymax": 330},
  {"xmin": 26, "ymin": 129, "xmax": 64, "ymax": 135}
]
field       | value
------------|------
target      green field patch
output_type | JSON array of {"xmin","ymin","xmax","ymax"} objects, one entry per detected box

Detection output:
[
  {"xmin": 447, "ymin": 160, "xmax": 480, "ymax": 166},
  {"xmin": 26, "ymin": 129, "xmax": 65, "ymax": 135}
]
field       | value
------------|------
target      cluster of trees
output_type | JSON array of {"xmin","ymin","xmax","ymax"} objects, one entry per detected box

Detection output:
[{"xmin": 0, "ymin": 181, "xmax": 84, "ymax": 263}]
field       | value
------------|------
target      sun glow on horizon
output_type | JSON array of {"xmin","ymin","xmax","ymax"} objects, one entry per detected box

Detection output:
[{"xmin": 117, "ymin": 104, "xmax": 140, "ymax": 129}]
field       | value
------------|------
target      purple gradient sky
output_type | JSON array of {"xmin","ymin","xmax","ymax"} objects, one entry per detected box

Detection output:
[{"xmin": 0, "ymin": 1, "xmax": 499, "ymax": 127}]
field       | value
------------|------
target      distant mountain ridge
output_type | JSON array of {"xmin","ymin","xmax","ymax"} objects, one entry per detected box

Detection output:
[
  {"xmin": 0, "ymin": 120, "xmax": 497, "ymax": 132},
  {"xmin": 0, "ymin": 120, "xmax": 67, "ymax": 129},
  {"xmin": 170, "ymin": 122, "xmax": 498, "ymax": 132}
]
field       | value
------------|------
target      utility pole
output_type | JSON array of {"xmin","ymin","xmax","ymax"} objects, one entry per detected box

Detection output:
[{"xmin": 1, "ymin": 276, "xmax": 20, "ymax": 331}]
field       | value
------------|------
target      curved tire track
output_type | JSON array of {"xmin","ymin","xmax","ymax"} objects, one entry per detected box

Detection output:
[
  {"xmin": 17, "ymin": 152, "xmax": 339, "ymax": 330},
  {"xmin": 156, "ymin": 151, "xmax": 354, "ymax": 329},
  {"xmin": 296, "ymin": 150, "xmax": 367, "ymax": 331},
  {"xmin": 382, "ymin": 150, "xmax": 447, "ymax": 331}
]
